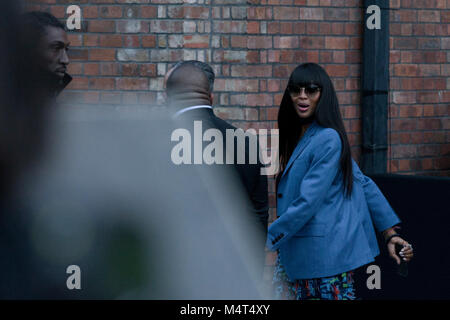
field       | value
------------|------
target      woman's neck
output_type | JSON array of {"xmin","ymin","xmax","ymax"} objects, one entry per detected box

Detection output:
[
  {"xmin": 300, "ymin": 123, "xmax": 311, "ymax": 137},
  {"xmin": 299, "ymin": 118, "xmax": 314, "ymax": 140}
]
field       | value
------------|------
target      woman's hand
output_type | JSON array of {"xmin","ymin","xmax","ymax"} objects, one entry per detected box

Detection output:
[
  {"xmin": 387, "ymin": 236, "xmax": 413, "ymax": 265},
  {"xmin": 383, "ymin": 227, "xmax": 414, "ymax": 265}
]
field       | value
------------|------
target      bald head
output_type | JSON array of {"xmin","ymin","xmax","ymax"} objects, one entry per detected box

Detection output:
[{"xmin": 165, "ymin": 64, "xmax": 212, "ymax": 109}]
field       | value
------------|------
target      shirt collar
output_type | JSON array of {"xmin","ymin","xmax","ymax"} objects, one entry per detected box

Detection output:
[{"xmin": 172, "ymin": 105, "xmax": 213, "ymax": 119}]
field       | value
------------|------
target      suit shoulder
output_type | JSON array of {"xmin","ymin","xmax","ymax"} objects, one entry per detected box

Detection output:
[{"xmin": 213, "ymin": 115, "xmax": 237, "ymax": 131}]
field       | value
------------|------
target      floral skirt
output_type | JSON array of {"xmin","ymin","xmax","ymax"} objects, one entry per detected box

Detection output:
[{"xmin": 273, "ymin": 255, "xmax": 356, "ymax": 300}]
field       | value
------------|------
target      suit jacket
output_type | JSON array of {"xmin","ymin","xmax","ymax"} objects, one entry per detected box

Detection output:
[
  {"xmin": 175, "ymin": 107, "xmax": 269, "ymax": 233},
  {"xmin": 267, "ymin": 121, "xmax": 400, "ymax": 280}
]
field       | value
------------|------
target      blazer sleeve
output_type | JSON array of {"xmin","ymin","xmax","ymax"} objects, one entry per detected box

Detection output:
[
  {"xmin": 352, "ymin": 161, "xmax": 401, "ymax": 232},
  {"xmin": 266, "ymin": 129, "xmax": 341, "ymax": 251}
]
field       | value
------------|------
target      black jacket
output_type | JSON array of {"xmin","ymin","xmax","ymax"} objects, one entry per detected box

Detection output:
[{"xmin": 174, "ymin": 107, "xmax": 269, "ymax": 234}]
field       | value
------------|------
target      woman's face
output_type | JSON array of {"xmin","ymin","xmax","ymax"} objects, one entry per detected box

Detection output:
[{"xmin": 288, "ymin": 83, "xmax": 321, "ymax": 120}]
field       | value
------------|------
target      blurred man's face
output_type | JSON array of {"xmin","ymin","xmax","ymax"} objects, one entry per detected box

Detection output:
[{"xmin": 38, "ymin": 26, "xmax": 70, "ymax": 79}]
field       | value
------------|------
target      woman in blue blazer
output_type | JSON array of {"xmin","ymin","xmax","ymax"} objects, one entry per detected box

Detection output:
[{"xmin": 267, "ymin": 63, "xmax": 414, "ymax": 300}]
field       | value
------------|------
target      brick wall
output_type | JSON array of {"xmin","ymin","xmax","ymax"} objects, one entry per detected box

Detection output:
[
  {"xmin": 24, "ymin": 0, "xmax": 448, "ymax": 286},
  {"xmin": 388, "ymin": 0, "xmax": 449, "ymax": 176},
  {"xmin": 24, "ymin": 0, "xmax": 449, "ymax": 178}
]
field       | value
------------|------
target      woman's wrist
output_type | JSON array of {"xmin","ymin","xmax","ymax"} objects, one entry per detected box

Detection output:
[
  {"xmin": 382, "ymin": 227, "xmax": 398, "ymax": 241},
  {"xmin": 384, "ymin": 233, "xmax": 401, "ymax": 245},
  {"xmin": 382, "ymin": 227, "xmax": 396, "ymax": 237}
]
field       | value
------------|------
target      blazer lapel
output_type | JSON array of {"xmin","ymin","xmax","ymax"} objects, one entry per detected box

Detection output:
[{"xmin": 281, "ymin": 121, "xmax": 320, "ymax": 179}]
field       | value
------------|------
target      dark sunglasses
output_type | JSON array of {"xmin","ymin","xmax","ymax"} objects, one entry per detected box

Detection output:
[{"xmin": 287, "ymin": 84, "xmax": 321, "ymax": 97}]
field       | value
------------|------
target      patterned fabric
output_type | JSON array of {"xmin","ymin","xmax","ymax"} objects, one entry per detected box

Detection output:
[{"xmin": 273, "ymin": 254, "xmax": 356, "ymax": 300}]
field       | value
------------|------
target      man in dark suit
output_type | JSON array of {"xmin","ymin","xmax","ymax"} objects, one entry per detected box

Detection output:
[{"xmin": 165, "ymin": 61, "xmax": 269, "ymax": 275}]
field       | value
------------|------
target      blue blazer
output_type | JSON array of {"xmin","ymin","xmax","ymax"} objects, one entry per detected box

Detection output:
[{"xmin": 267, "ymin": 122, "xmax": 400, "ymax": 280}]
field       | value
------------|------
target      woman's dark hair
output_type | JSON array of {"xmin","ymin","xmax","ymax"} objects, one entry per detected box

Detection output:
[{"xmin": 277, "ymin": 63, "xmax": 353, "ymax": 196}]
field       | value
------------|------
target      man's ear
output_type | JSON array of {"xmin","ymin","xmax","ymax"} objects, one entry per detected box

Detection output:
[{"xmin": 209, "ymin": 93, "xmax": 214, "ymax": 105}]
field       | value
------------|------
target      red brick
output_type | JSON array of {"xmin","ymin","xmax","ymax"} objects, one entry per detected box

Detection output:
[
  {"xmin": 99, "ymin": 6, "xmax": 123, "ymax": 18},
  {"xmin": 247, "ymin": 7, "xmax": 271, "ymax": 20},
  {"xmin": 247, "ymin": 36, "xmax": 272, "ymax": 49},
  {"xmin": 231, "ymin": 36, "xmax": 247, "ymax": 48},
  {"xmin": 121, "ymin": 63, "xmax": 139, "ymax": 76},
  {"xmin": 423, "ymin": 131, "xmax": 446, "ymax": 143},
  {"xmin": 273, "ymin": 65, "xmax": 294, "ymax": 78},
  {"xmin": 139, "ymin": 64, "xmax": 157, "ymax": 77},
  {"xmin": 306, "ymin": 51, "xmax": 319, "ymax": 63},
  {"xmin": 324, "ymin": 65, "xmax": 349, "ymax": 77},
  {"xmin": 273, "ymin": 7, "xmax": 300, "ymax": 20},
  {"xmin": 183, "ymin": 35, "xmax": 210, "ymax": 48},
  {"xmin": 247, "ymin": 51, "xmax": 260, "ymax": 63},
  {"xmin": 123, "ymin": 35, "xmax": 140, "ymax": 48},
  {"xmin": 99, "ymin": 35, "xmax": 123, "ymax": 47},
  {"xmin": 142, "ymin": 35, "xmax": 157, "ymax": 48},
  {"xmin": 391, "ymin": 132, "xmax": 411, "ymax": 144},
  {"xmin": 418, "ymin": 145, "xmax": 440, "ymax": 157},
  {"xmin": 418, "ymin": 64, "xmax": 441, "ymax": 76},
  {"xmin": 244, "ymin": 108, "xmax": 259, "ymax": 121},
  {"xmin": 67, "ymin": 63, "xmax": 82, "ymax": 75},
  {"xmin": 100, "ymin": 63, "xmax": 120, "ymax": 76},
  {"xmin": 332, "ymin": 51, "xmax": 345, "ymax": 63},
  {"xmin": 398, "ymin": 159, "xmax": 411, "ymax": 171},
  {"xmin": 391, "ymin": 119, "xmax": 417, "ymax": 131},
  {"xmin": 246, "ymin": 94, "xmax": 273, "ymax": 107},
  {"xmin": 394, "ymin": 64, "xmax": 419, "ymax": 76},
  {"xmin": 68, "ymin": 49, "xmax": 88, "ymax": 61},
  {"xmin": 417, "ymin": 91, "xmax": 440, "ymax": 103},
  {"xmin": 434, "ymin": 157, "xmax": 450, "ymax": 170},
  {"xmin": 306, "ymin": 22, "xmax": 319, "ymax": 34},
  {"xmin": 265, "ymin": 107, "xmax": 279, "ymax": 121},
  {"xmin": 231, "ymin": 65, "xmax": 272, "ymax": 77},
  {"xmin": 117, "ymin": 21, "xmax": 148, "ymax": 33},
  {"xmin": 88, "ymin": 21, "xmax": 115, "ymax": 33},
  {"xmin": 183, "ymin": 6, "xmax": 209, "ymax": 19},
  {"xmin": 213, "ymin": 21, "xmax": 247, "ymax": 33},
  {"xmin": 247, "ymin": 21, "xmax": 260, "ymax": 34},
  {"xmin": 389, "ymin": 159, "xmax": 399, "ymax": 173},
  {"xmin": 392, "ymin": 145, "xmax": 417, "ymax": 158},
  {"xmin": 300, "ymin": 7, "xmax": 324, "ymax": 20},
  {"xmin": 393, "ymin": 10, "xmax": 417, "ymax": 22},
  {"xmin": 299, "ymin": 36, "xmax": 324, "ymax": 49},
  {"xmin": 267, "ymin": 22, "xmax": 280, "ymax": 34},
  {"xmin": 417, "ymin": 118, "xmax": 443, "ymax": 130},
  {"xmin": 274, "ymin": 36, "xmax": 299, "ymax": 49},
  {"xmin": 89, "ymin": 78, "xmax": 115, "ymax": 90},
  {"xmin": 84, "ymin": 63, "xmax": 99, "ymax": 76},
  {"xmin": 84, "ymin": 35, "xmax": 99, "ymax": 47},
  {"xmin": 67, "ymin": 34, "xmax": 82, "ymax": 47},
  {"xmin": 83, "ymin": 6, "xmax": 98, "ymax": 19},
  {"xmin": 90, "ymin": 49, "xmax": 116, "ymax": 61},
  {"xmin": 393, "ymin": 38, "xmax": 417, "ymax": 49},
  {"xmin": 278, "ymin": 51, "xmax": 294, "ymax": 63},
  {"xmin": 399, "ymin": 105, "xmax": 423, "ymax": 117},
  {"xmin": 116, "ymin": 78, "xmax": 149, "ymax": 90},
  {"xmin": 418, "ymin": 10, "xmax": 440, "ymax": 22},
  {"xmin": 141, "ymin": 6, "xmax": 157, "ymax": 18},
  {"xmin": 393, "ymin": 92, "xmax": 417, "ymax": 104}
]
